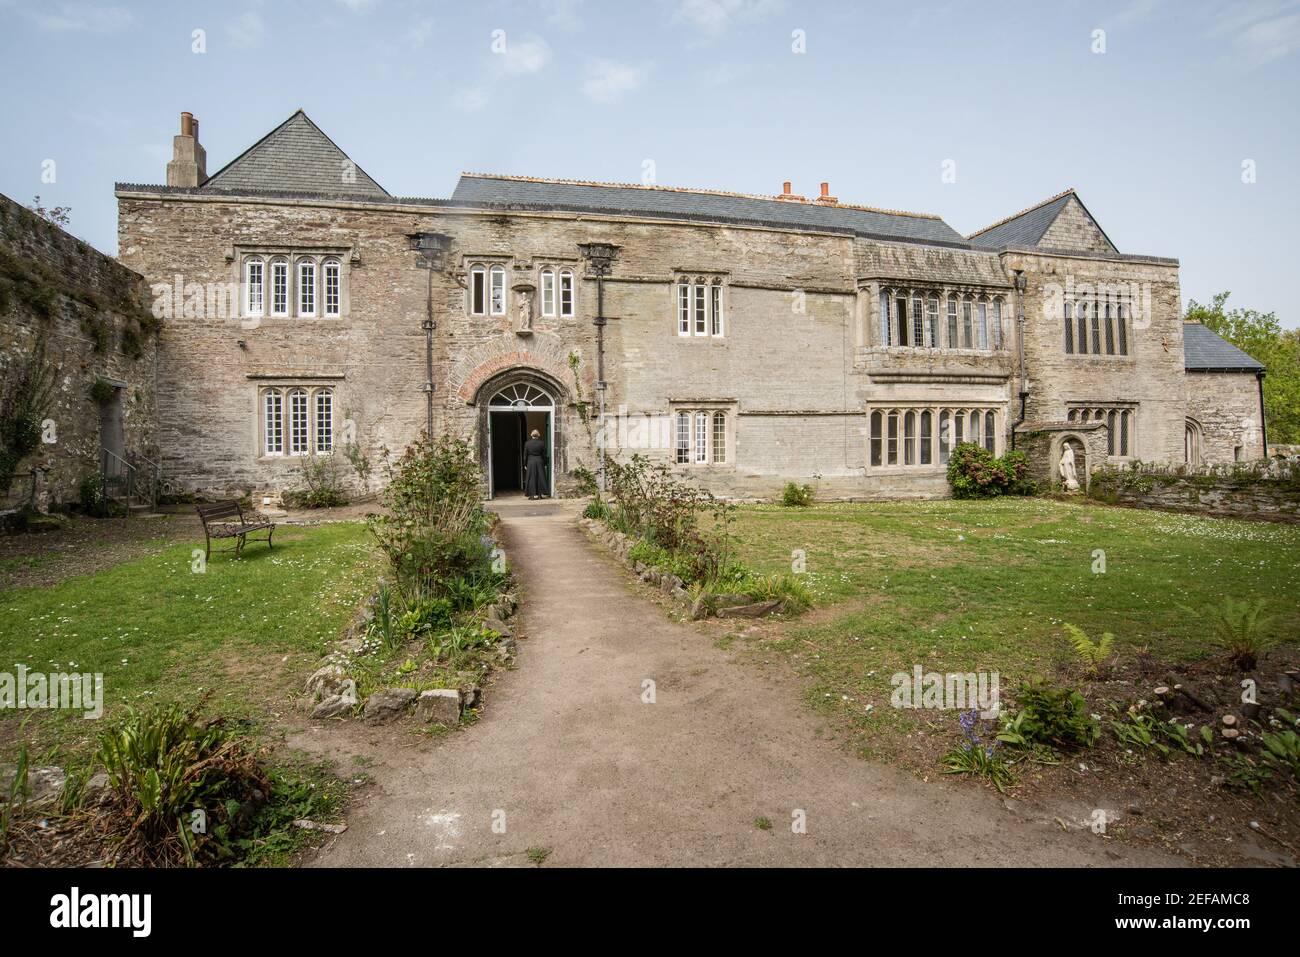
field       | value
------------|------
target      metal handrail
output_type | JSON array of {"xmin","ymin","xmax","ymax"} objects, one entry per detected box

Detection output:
[{"xmin": 101, "ymin": 447, "xmax": 136, "ymax": 516}]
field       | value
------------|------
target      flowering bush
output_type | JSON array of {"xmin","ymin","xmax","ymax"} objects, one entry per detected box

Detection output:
[{"xmin": 947, "ymin": 443, "xmax": 1035, "ymax": 499}]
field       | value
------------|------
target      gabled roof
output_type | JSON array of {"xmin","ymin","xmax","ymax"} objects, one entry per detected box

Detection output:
[
  {"xmin": 967, "ymin": 188, "xmax": 1116, "ymax": 253},
  {"xmin": 1183, "ymin": 322, "xmax": 1265, "ymax": 372},
  {"xmin": 202, "ymin": 110, "xmax": 387, "ymax": 198},
  {"xmin": 449, "ymin": 173, "xmax": 969, "ymax": 246}
]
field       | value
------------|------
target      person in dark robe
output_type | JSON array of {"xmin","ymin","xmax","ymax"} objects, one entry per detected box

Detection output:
[{"xmin": 523, "ymin": 429, "xmax": 548, "ymax": 499}]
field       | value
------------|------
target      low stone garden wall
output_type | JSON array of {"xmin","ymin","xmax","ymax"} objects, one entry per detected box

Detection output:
[
  {"xmin": 302, "ymin": 546, "xmax": 520, "ymax": 726},
  {"xmin": 1088, "ymin": 461, "xmax": 1300, "ymax": 522}
]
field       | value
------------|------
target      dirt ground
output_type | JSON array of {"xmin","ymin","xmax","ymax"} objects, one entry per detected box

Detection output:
[{"xmin": 291, "ymin": 499, "xmax": 1188, "ymax": 867}]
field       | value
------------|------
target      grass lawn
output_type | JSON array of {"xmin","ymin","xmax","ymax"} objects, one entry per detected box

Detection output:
[
  {"xmin": 0, "ymin": 521, "xmax": 379, "ymax": 764},
  {"xmin": 725, "ymin": 498, "xmax": 1300, "ymax": 753}
]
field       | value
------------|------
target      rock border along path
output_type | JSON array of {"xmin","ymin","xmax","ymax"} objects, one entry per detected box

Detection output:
[{"xmin": 302, "ymin": 498, "xmax": 1178, "ymax": 867}]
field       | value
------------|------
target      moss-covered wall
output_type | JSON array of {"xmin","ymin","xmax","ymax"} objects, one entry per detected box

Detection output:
[{"xmin": 0, "ymin": 192, "xmax": 159, "ymax": 510}]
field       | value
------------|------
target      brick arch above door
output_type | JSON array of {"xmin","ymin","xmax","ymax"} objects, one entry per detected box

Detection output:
[{"xmin": 451, "ymin": 337, "xmax": 577, "ymax": 405}]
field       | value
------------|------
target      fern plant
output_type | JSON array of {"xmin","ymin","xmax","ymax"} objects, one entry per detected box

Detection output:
[
  {"xmin": 1200, "ymin": 598, "xmax": 1277, "ymax": 671},
  {"xmin": 1063, "ymin": 623, "xmax": 1115, "ymax": 677}
]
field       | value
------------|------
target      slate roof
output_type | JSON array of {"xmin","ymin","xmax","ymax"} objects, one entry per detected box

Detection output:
[
  {"xmin": 1183, "ymin": 322, "xmax": 1265, "ymax": 372},
  {"xmin": 967, "ymin": 189, "xmax": 1077, "ymax": 249},
  {"xmin": 201, "ymin": 110, "xmax": 388, "ymax": 198},
  {"xmin": 449, "ymin": 174, "xmax": 969, "ymax": 246}
]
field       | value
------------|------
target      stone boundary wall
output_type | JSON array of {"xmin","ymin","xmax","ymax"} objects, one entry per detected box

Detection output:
[
  {"xmin": 1087, "ymin": 462, "xmax": 1300, "ymax": 522},
  {"xmin": 0, "ymin": 193, "xmax": 158, "ymax": 511}
]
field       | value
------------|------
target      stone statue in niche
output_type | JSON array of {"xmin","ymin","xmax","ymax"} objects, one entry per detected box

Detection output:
[
  {"xmin": 515, "ymin": 288, "xmax": 533, "ymax": 334},
  {"xmin": 1058, "ymin": 442, "xmax": 1080, "ymax": 492}
]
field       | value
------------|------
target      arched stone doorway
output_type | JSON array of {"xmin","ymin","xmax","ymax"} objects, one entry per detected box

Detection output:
[{"xmin": 475, "ymin": 369, "xmax": 564, "ymax": 499}]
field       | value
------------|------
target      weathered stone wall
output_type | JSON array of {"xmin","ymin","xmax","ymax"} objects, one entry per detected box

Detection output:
[
  {"xmin": 1088, "ymin": 463, "xmax": 1300, "ymax": 522},
  {"xmin": 1185, "ymin": 370, "xmax": 1265, "ymax": 464},
  {"xmin": 0, "ymin": 193, "xmax": 157, "ymax": 510},
  {"xmin": 1004, "ymin": 248, "xmax": 1186, "ymax": 466},
  {"xmin": 115, "ymin": 185, "xmax": 1198, "ymax": 502}
]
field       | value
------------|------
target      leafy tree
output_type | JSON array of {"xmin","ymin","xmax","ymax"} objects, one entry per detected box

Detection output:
[{"xmin": 1185, "ymin": 292, "xmax": 1300, "ymax": 444}]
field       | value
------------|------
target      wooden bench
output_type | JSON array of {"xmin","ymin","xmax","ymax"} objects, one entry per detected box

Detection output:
[{"xmin": 196, "ymin": 500, "xmax": 275, "ymax": 560}]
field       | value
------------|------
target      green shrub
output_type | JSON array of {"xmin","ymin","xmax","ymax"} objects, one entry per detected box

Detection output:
[
  {"xmin": 947, "ymin": 443, "xmax": 1035, "ymax": 499},
  {"xmin": 583, "ymin": 497, "xmax": 611, "ymax": 521},
  {"xmin": 96, "ymin": 700, "xmax": 271, "ymax": 866},
  {"xmin": 282, "ymin": 454, "xmax": 349, "ymax": 509},
  {"xmin": 780, "ymin": 482, "xmax": 813, "ymax": 507},
  {"xmin": 368, "ymin": 433, "xmax": 491, "ymax": 603},
  {"xmin": 998, "ymin": 679, "xmax": 1099, "ymax": 751},
  {"xmin": 78, "ymin": 473, "xmax": 105, "ymax": 514}
]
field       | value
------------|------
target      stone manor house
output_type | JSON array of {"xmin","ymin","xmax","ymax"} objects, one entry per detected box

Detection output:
[{"xmin": 111, "ymin": 111, "xmax": 1266, "ymax": 500}]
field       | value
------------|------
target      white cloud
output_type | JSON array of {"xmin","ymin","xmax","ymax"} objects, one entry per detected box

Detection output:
[
  {"xmin": 33, "ymin": 2, "xmax": 132, "ymax": 32},
  {"xmin": 1109, "ymin": 0, "xmax": 1163, "ymax": 26},
  {"xmin": 673, "ymin": 0, "xmax": 780, "ymax": 36},
  {"xmin": 452, "ymin": 87, "xmax": 489, "ymax": 113},
  {"xmin": 226, "ymin": 11, "xmax": 266, "ymax": 50},
  {"xmin": 1208, "ymin": 0, "xmax": 1300, "ymax": 66},
  {"xmin": 496, "ymin": 35, "xmax": 551, "ymax": 75},
  {"xmin": 542, "ymin": 0, "xmax": 584, "ymax": 29},
  {"xmin": 408, "ymin": 16, "xmax": 435, "ymax": 47},
  {"xmin": 336, "ymin": 0, "xmax": 380, "ymax": 12},
  {"xmin": 581, "ymin": 59, "xmax": 647, "ymax": 104}
]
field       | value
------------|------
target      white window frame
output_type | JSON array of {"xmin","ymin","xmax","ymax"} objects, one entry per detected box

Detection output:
[
  {"xmin": 315, "ymin": 389, "xmax": 333, "ymax": 453},
  {"xmin": 264, "ymin": 389, "xmax": 283, "ymax": 455},
  {"xmin": 297, "ymin": 259, "xmax": 316, "ymax": 318},
  {"xmin": 244, "ymin": 258, "xmax": 264, "ymax": 318},
  {"xmin": 693, "ymin": 284, "xmax": 707, "ymax": 336},
  {"xmin": 677, "ymin": 282, "xmax": 691, "ymax": 336},
  {"xmin": 559, "ymin": 269, "xmax": 575, "ymax": 317},
  {"xmin": 712, "ymin": 411, "xmax": 727, "ymax": 464},
  {"xmin": 675, "ymin": 411, "xmax": 691, "ymax": 462},
  {"xmin": 323, "ymin": 259, "xmax": 341, "ymax": 317},
  {"xmin": 271, "ymin": 259, "xmax": 289, "ymax": 316},
  {"xmin": 711, "ymin": 283, "xmax": 724, "ymax": 337},
  {"xmin": 540, "ymin": 268, "xmax": 556, "ymax": 317},
  {"xmin": 469, "ymin": 265, "xmax": 487, "ymax": 316},
  {"xmin": 288, "ymin": 388, "xmax": 310, "ymax": 455},
  {"xmin": 489, "ymin": 265, "xmax": 506, "ymax": 316}
]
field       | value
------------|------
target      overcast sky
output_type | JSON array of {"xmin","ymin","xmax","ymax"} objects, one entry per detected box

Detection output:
[{"xmin": 1, "ymin": 0, "xmax": 1297, "ymax": 326}]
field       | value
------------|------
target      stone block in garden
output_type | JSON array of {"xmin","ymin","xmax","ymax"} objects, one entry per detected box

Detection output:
[
  {"xmin": 716, "ymin": 600, "xmax": 781, "ymax": 619},
  {"xmin": 416, "ymin": 689, "xmax": 462, "ymax": 726},
  {"xmin": 306, "ymin": 664, "xmax": 348, "ymax": 700},
  {"xmin": 363, "ymin": 687, "xmax": 418, "ymax": 721}
]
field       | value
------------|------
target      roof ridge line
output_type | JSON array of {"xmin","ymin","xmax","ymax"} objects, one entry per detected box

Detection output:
[
  {"xmin": 458, "ymin": 171, "xmax": 944, "ymax": 221},
  {"xmin": 966, "ymin": 187, "xmax": 1076, "ymax": 239}
]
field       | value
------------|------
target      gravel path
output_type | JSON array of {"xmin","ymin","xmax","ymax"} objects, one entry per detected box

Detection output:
[{"xmin": 300, "ymin": 499, "xmax": 1180, "ymax": 867}]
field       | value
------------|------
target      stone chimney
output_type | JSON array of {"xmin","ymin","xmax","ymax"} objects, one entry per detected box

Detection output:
[{"xmin": 166, "ymin": 112, "xmax": 207, "ymax": 187}]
